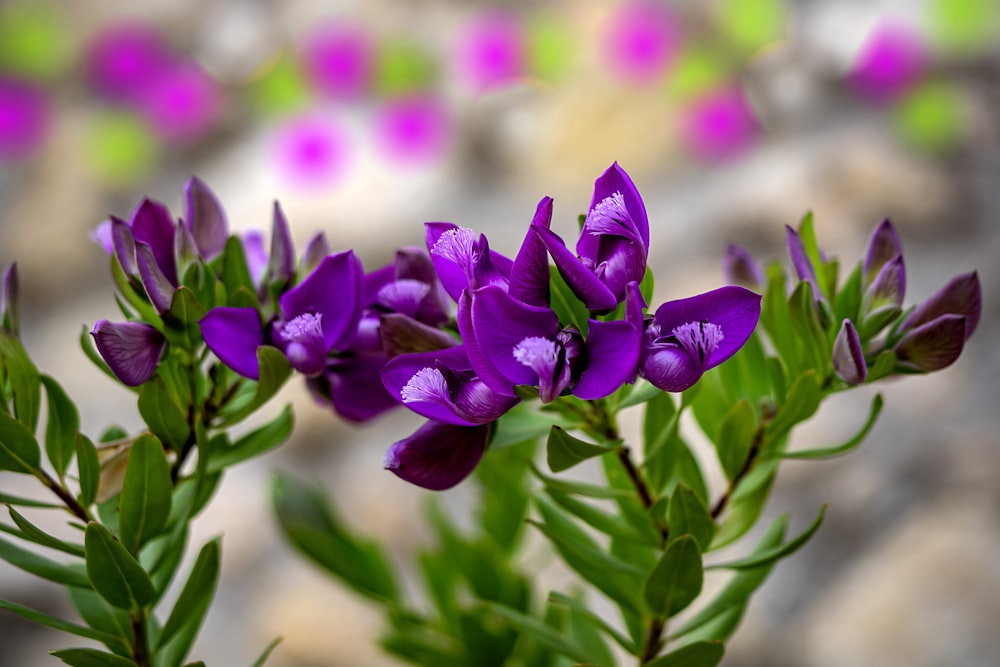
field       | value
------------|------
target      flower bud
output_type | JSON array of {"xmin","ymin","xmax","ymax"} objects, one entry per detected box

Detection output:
[
  {"xmin": 894, "ymin": 314, "xmax": 967, "ymax": 372},
  {"xmin": 91, "ymin": 320, "xmax": 166, "ymax": 386},
  {"xmin": 1, "ymin": 263, "xmax": 19, "ymax": 335},
  {"xmin": 722, "ymin": 243, "xmax": 765, "ymax": 290},
  {"xmin": 832, "ymin": 319, "xmax": 866, "ymax": 385}
]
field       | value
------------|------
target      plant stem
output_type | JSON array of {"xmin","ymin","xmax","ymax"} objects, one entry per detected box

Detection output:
[
  {"xmin": 640, "ymin": 617, "xmax": 665, "ymax": 664},
  {"xmin": 36, "ymin": 469, "xmax": 92, "ymax": 523},
  {"xmin": 710, "ymin": 426, "xmax": 764, "ymax": 519},
  {"xmin": 131, "ymin": 607, "xmax": 151, "ymax": 667}
]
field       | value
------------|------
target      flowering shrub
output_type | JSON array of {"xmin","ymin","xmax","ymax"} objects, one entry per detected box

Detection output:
[{"xmin": 0, "ymin": 164, "xmax": 980, "ymax": 666}]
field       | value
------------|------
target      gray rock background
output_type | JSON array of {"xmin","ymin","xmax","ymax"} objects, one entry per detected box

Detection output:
[{"xmin": 1, "ymin": 1, "xmax": 998, "ymax": 666}]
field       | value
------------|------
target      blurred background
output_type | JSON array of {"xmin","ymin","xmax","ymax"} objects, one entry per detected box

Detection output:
[{"xmin": 1, "ymin": 0, "xmax": 998, "ymax": 665}]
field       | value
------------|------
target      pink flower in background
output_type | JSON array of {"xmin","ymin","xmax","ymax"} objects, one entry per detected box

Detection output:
[
  {"xmin": 603, "ymin": 1, "xmax": 679, "ymax": 84},
  {"xmin": 272, "ymin": 113, "xmax": 351, "ymax": 188},
  {"xmin": 138, "ymin": 62, "xmax": 223, "ymax": 142},
  {"xmin": 84, "ymin": 22, "xmax": 173, "ymax": 102},
  {"xmin": 849, "ymin": 20, "xmax": 927, "ymax": 104},
  {"xmin": 456, "ymin": 11, "xmax": 526, "ymax": 91},
  {"xmin": 302, "ymin": 23, "xmax": 374, "ymax": 100},
  {"xmin": 681, "ymin": 87, "xmax": 759, "ymax": 162},
  {"xmin": 0, "ymin": 78, "xmax": 50, "ymax": 160},
  {"xmin": 374, "ymin": 95, "xmax": 451, "ymax": 165}
]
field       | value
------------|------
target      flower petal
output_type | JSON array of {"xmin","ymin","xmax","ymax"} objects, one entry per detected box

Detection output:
[
  {"xmin": 91, "ymin": 320, "xmax": 166, "ymax": 386},
  {"xmin": 458, "ymin": 290, "xmax": 516, "ymax": 396},
  {"xmin": 425, "ymin": 223, "xmax": 512, "ymax": 302},
  {"xmin": 863, "ymin": 218, "xmax": 903, "ymax": 288},
  {"xmin": 269, "ymin": 201, "xmax": 296, "ymax": 285},
  {"xmin": 574, "ymin": 319, "xmax": 640, "ymax": 399},
  {"xmin": 280, "ymin": 250, "xmax": 364, "ymax": 352},
  {"xmin": 785, "ymin": 225, "xmax": 821, "ymax": 301},
  {"xmin": 379, "ymin": 313, "xmax": 459, "ymax": 357},
  {"xmin": 1, "ymin": 263, "xmax": 19, "ymax": 335},
  {"xmin": 864, "ymin": 254, "xmax": 905, "ymax": 314},
  {"xmin": 384, "ymin": 420, "xmax": 490, "ymax": 490},
  {"xmin": 242, "ymin": 231, "xmax": 268, "ymax": 286},
  {"xmin": 199, "ymin": 307, "xmax": 266, "ymax": 379},
  {"xmin": 471, "ymin": 285, "xmax": 560, "ymax": 387},
  {"xmin": 508, "ymin": 196, "xmax": 553, "ymax": 308},
  {"xmin": 534, "ymin": 225, "xmax": 618, "ymax": 312},
  {"xmin": 382, "ymin": 347, "xmax": 475, "ymax": 425},
  {"xmin": 183, "ymin": 176, "xmax": 228, "ymax": 260},
  {"xmin": 652, "ymin": 285, "xmax": 761, "ymax": 370},
  {"xmin": 722, "ymin": 243, "xmax": 765, "ymax": 290},
  {"xmin": 895, "ymin": 314, "xmax": 967, "ymax": 372},
  {"xmin": 582, "ymin": 162, "xmax": 649, "ymax": 255},
  {"xmin": 91, "ymin": 220, "xmax": 114, "ymax": 254},
  {"xmin": 135, "ymin": 242, "xmax": 175, "ymax": 313},
  {"xmin": 301, "ymin": 231, "xmax": 331, "ymax": 276},
  {"xmin": 111, "ymin": 217, "xmax": 137, "ymax": 276},
  {"xmin": 900, "ymin": 271, "xmax": 981, "ymax": 341},
  {"xmin": 309, "ymin": 355, "xmax": 400, "ymax": 423},
  {"xmin": 130, "ymin": 198, "xmax": 177, "ymax": 285},
  {"xmin": 833, "ymin": 319, "xmax": 867, "ymax": 385},
  {"xmin": 642, "ymin": 344, "xmax": 702, "ymax": 392}
]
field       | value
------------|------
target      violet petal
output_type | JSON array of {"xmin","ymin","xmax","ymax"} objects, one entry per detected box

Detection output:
[
  {"xmin": 832, "ymin": 319, "xmax": 867, "ymax": 385},
  {"xmin": 642, "ymin": 344, "xmax": 703, "ymax": 392},
  {"xmin": 242, "ymin": 231, "xmax": 269, "ymax": 286},
  {"xmin": 863, "ymin": 218, "xmax": 903, "ymax": 287},
  {"xmin": 309, "ymin": 355, "xmax": 400, "ymax": 423},
  {"xmin": 130, "ymin": 198, "xmax": 177, "ymax": 285},
  {"xmin": 384, "ymin": 420, "xmax": 491, "ymax": 490},
  {"xmin": 301, "ymin": 231, "xmax": 331, "ymax": 276},
  {"xmin": 895, "ymin": 314, "xmax": 967, "ymax": 372},
  {"xmin": 135, "ymin": 242, "xmax": 176, "ymax": 314},
  {"xmin": 91, "ymin": 320, "xmax": 166, "ymax": 386},
  {"xmin": 508, "ymin": 196, "xmax": 553, "ymax": 308},
  {"xmin": 574, "ymin": 319, "xmax": 640, "ymax": 399},
  {"xmin": 534, "ymin": 225, "xmax": 618, "ymax": 312},
  {"xmin": 457, "ymin": 290, "xmax": 516, "ymax": 396},
  {"xmin": 380, "ymin": 312, "xmax": 459, "ymax": 357},
  {"xmin": 1, "ymin": 263, "xmax": 19, "ymax": 335},
  {"xmin": 91, "ymin": 220, "xmax": 114, "ymax": 254},
  {"xmin": 722, "ymin": 243, "xmax": 765, "ymax": 290},
  {"xmin": 174, "ymin": 220, "xmax": 199, "ymax": 269},
  {"xmin": 900, "ymin": 271, "xmax": 981, "ymax": 341},
  {"xmin": 280, "ymin": 250, "xmax": 364, "ymax": 352},
  {"xmin": 183, "ymin": 176, "xmax": 228, "ymax": 260},
  {"xmin": 471, "ymin": 285, "xmax": 560, "ymax": 387},
  {"xmin": 785, "ymin": 225, "xmax": 821, "ymax": 301},
  {"xmin": 111, "ymin": 217, "xmax": 137, "ymax": 276},
  {"xmin": 580, "ymin": 162, "xmax": 650, "ymax": 256},
  {"xmin": 199, "ymin": 307, "xmax": 266, "ymax": 380},
  {"xmin": 864, "ymin": 254, "xmax": 906, "ymax": 314},
  {"xmin": 269, "ymin": 201, "xmax": 296, "ymax": 285}
]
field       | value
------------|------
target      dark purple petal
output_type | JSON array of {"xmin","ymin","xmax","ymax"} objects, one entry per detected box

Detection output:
[
  {"xmin": 625, "ymin": 281, "xmax": 646, "ymax": 333},
  {"xmin": 280, "ymin": 251, "xmax": 364, "ymax": 352},
  {"xmin": 183, "ymin": 176, "xmax": 228, "ymax": 260},
  {"xmin": 363, "ymin": 264, "xmax": 396, "ymax": 306},
  {"xmin": 111, "ymin": 217, "xmax": 137, "ymax": 276},
  {"xmin": 581, "ymin": 162, "xmax": 649, "ymax": 255},
  {"xmin": 426, "ymin": 223, "xmax": 512, "ymax": 302},
  {"xmin": 900, "ymin": 271, "xmax": 981, "ymax": 341},
  {"xmin": 379, "ymin": 313, "xmax": 459, "ymax": 357},
  {"xmin": 135, "ymin": 242, "xmax": 175, "ymax": 313},
  {"xmin": 309, "ymin": 355, "xmax": 400, "ymax": 423},
  {"xmin": 301, "ymin": 231, "xmax": 331, "ymax": 276},
  {"xmin": 174, "ymin": 221, "xmax": 199, "ymax": 268},
  {"xmin": 534, "ymin": 225, "xmax": 618, "ymax": 312},
  {"xmin": 377, "ymin": 279, "xmax": 432, "ymax": 318},
  {"xmin": 269, "ymin": 201, "xmax": 296, "ymax": 284},
  {"xmin": 425, "ymin": 222, "xmax": 469, "ymax": 302},
  {"xmin": 508, "ymin": 196, "xmax": 553, "ymax": 308},
  {"xmin": 588, "ymin": 235, "xmax": 647, "ymax": 302},
  {"xmin": 384, "ymin": 420, "xmax": 491, "ymax": 490},
  {"xmin": 91, "ymin": 320, "xmax": 166, "ymax": 386},
  {"xmin": 199, "ymin": 307, "xmax": 266, "ymax": 380},
  {"xmin": 722, "ymin": 243, "xmax": 765, "ymax": 290},
  {"xmin": 785, "ymin": 225, "xmax": 821, "ymax": 300},
  {"xmin": 1, "ymin": 263, "xmax": 19, "ymax": 334},
  {"xmin": 894, "ymin": 314, "xmax": 967, "ymax": 372},
  {"xmin": 243, "ymin": 231, "xmax": 268, "ymax": 286},
  {"xmin": 471, "ymin": 285, "xmax": 560, "ymax": 387},
  {"xmin": 452, "ymin": 378, "xmax": 517, "ymax": 423},
  {"xmin": 833, "ymin": 319, "xmax": 867, "ymax": 385},
  {"xmin": 652, "ymin": 286, "xmax": 761, "ymax": 370},
  {"xmin": 470, "ymin": 233, "xmax": 513, "ymax": 292},
  {"xmin": 382, "ymin": 347, "xmax": 473, "ymax": 425},
  {"xmin": 864, "ymin": 255, "xmax": 905, "ymax": 313},
  {"xmin": 574, "ymin": 319, "xmax": 640, "ymax": 399},
  {"xmin": 91, "ymin": 220, "xmax": 114, "ymax": 254},
  {"xmin": 863, "ymin": 218, "xmax": 903, "ymax": 287},
  {"xmin": 273, "ymin": 313, "xmax": 328, "ymax": 376},
  {"xmin": 458, "ymin": 290, "xmax": 516, "ymax": 396},
  {"xmin": 642, "ymin": 345, "xmax": 703, "ymax": 392},
  {"xmin": 394, "ymin": 248, "xmax": 450, "ymax": 325},
  {"xmin": 130, "ymin": 198, "xmax": 177, "ymax": 285}
]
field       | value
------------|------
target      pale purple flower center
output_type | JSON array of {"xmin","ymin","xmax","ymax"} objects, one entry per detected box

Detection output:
[
  {"xmin": 672, "ymin": 320, "xmax": 724, "ymax": 366},
  {"xmin": 378, "ymin": 279, "xmax": 431, "ymax": 316},
  {"xmin": 277, "ymin": 312, "xmax": 324, "ymax": 344},
  {"xmin": 584, "ymin": 191, "xmax": 633, "ymax": 238},
  {"xmin": 401, "ymin": 367, "xmax": 451, "ymax": 404},
  {"xmin": 432, "ymin": 227, "xmax": 479, "ymax": 267},
  {"xmin": 513, "ymin": 336, "xmax": 559, "ymax": 375}
]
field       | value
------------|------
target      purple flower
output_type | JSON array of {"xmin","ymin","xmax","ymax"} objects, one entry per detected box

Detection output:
[
  {"xmin": 307, "ymin": 355, "xmax": 402, "ymax": 423},
  {"xmin": 382, "ymin": 345, "xmax": 518, "ymax": 426},
  {"xmin": 199, "ymin": 251, "xmax": 364, "ymax": 379},
  {"xmin": 861, "ymin": 219, "xmax": 905, "ymax": 316},
  {"xmin": 534, "ymin": 163, "xmax": 649, "ymax": 311},
  {"xmin": 184, "ymin": 176, "xmax": 228, "ymax": 260},
  {"xmin": 785, "ymin": 225, "xmax": 825, "ymax": 303},
  {"xmin": 722, "ymin": 243, "xmax": 765, "ymax": 290},
  {"xmin": 893, "ymin": 271, "xmax": 981, "ymax": 372},
  {"xmin": 640, "ymin": 286, "xmax": 761, "ymax": 392},
  {"xmin": 1, "ymin": 263, "xmax": 19, "ymax": 335},
  {"xmin": 384, "ymin": 420, "xmax": 491, "ymax": 490},
  {"xmin": 833, "ymin": 319, "xmax": 866, "ymax": 385},
  {"xmin": 91, "ymin": 320, "xmax": 167, "ymax": 386},
  {"xmin": 460, "ymin": 286, "xmax": 641, "ymax": 402},
  {"xmin": 426, "ymin": 223, "xmax": 513, "ymax": 303}
]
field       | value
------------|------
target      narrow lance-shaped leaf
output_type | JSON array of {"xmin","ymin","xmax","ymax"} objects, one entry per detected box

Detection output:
[
  {"xmin": 40, "ymin": 374, "xmax": 79, "ymax": 478},
  {"xmin": 207, "ymin": 404, "xmax": 293, "ymax": 473},
  {"xmin": 157, "ymin": 539, "xmax": 221, "ymax": 651},
  {"xmin": 0, "ymin": 407, "xmax": 41, "ymax": 473},
  {"xmin": 487, "ymin": 603, "xmax": 593, "ymax": 664},
  {"xmin": 118, "ymin": 435, "xmax": 173, "ymax": 553},
  {"xmin": 668, "ymin": 485, "xmax": 716, "ymax": 552},
  {"xmin": 546, "ymin": 425, "xmax": 619, "ymax": 473},
  {"xmin": 0, "ymin": 331, "xmax": 41, "ymax": 433},
  {"xmin": 643, "ymin": 535, "xmax": 704, "ymax": 617},
  {"xmin": 782, "ymin": 394, "xmax": 883, "ymax": 459},
  {"xmin": 76, "ymin": 433, "xmax": 101, "ymax": 508},
  {"xmin": 708, "ymin": 505, "xmax": 827, "ymax": 571},
  {"xmin": 8, "ymin": 506, "xmax": 85, "ymax": 557},
  {"xmin": 645, "ymin": 641, "xmax": 725, "ymax": 667},
  {"xmin": 0, "ymin": 599, "xmax": 127, "ymax": 652},
  {"xmin": 50, "ymin": 648, "xmax": 140, "ymax": 667},
  {"xmin": 137, "ymin": 377, "xmax": 190, "ymax": 452},
  {"xmin": 216, "ymin": 347, "xmax": 292, "ymax": 427},
  {"xmin": 84, "ymin": 522, "xmax": 156, "ymax": 610},
  {"xmin": 714, "ymin": 399, "xmax": 756, "ymax": 482},
  {"xmin": 0, "ymin": 535, "xmax": 91, "ymax": 588}
]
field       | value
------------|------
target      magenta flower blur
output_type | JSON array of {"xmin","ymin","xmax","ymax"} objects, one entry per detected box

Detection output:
[
  {"xmin": 681, "ymin": 87, "xmax": 759, "ymax": 162},
  {"xmin": 460, "ymin": 286, "xmax": 641, "ymax": 402},
  {"xmin": 456, "ymin": 11, "xmax": 526, "ymax": 91},
  {"xmin": 272, "ymin": 113, "xmax": 350, "ymax": 188},
  {"xmin": 535, "ymin": 162, "xmax": 649, "ymax": 311},
  {"xmin": 384, "ymin": 420, "xmax": 491, "ymax": 491},
  {"xmin": 138, "ymin": 62, "xmax": 223, "ymax": 142},
  {"xmin": 302, "ymin": 23, "xmax": 374, "ymax": 100},
  {"xmin": 200, "ymin": 251, "xmax": 363, "ymax": 379},
  {"xmin": 640, "ymin": 286, "xmax": 761, "ymax": 392},
  {"xmin": 0, "ymin": 77, "xmax": 50, "ymax": 160},
  {"xmin": 849, "ymin": 20, "xmax": 927, "ymax": 105},
  {"xmin": 374, "ymin": 95, "xmax": 452, "ymax": 165},
  {"xmin": 602, "ymin": 1, "xmax": 679, "ymax": 84},
  {"xmin": 91, "ymin": 320, "xmax": 167, "ymax": 387},
  {"xmin": 84, "ymin": 22, "xmax": 172, "ymax": 102}
]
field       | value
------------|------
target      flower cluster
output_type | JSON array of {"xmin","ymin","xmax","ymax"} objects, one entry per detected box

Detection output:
[{"xmin": 84, "ymin": 165, "xmax": 759, "ymax": 491}]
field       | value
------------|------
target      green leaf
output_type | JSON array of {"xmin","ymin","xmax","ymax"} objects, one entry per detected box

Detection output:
[
  {"xmin": 546, "ymin": 489, "xmax": 659, "ymax": 546},
  {"xmin": 271, "ymin": 474, "xmax": 398, "ymax": 603},
  {"xmin": 50, "ymin": 648, "xmax": 139, "ymax": 667},
  {"xmin": 546, "ymin": 425, "xmax": 618, "ymax": 473},
  {"xmin": 0, "ymin": 402, "xmax": 41, "ymax": 473},
  {"xmin": 714, "ymin": 400, "xmax": 756, "ymax": 481},
  {"xmin": 163, "ymin": 286, "xmax": 206, "ymax": 353},
  {"xmin": 251, "ymin": 637, "xmax": 284, "ymax": 667},
  {"xmin": 84, "ymin": 522, "xmax": 156, "ymax": 610},
  {"xmin": 0, "ymin": 534, "xmax": 90, "ymax": 587},
  {"xmin": 760, "ymin": 264, "xmax": 800, "ymax": 372},
  {"xmin": 766, "ymin": 370, "xmax": 821, "ymax": 442},
  {"xmin": 137, "ymin": 377, "xmax": 190, "ymax": 452},
  {"xmin": 643, "ymin": 535, "xmax": 703, "ymax": 617},
  {"xmin": 219, "ymin": 236, "xmax": 258, "ymax": 307},
  {"xmin": 668, "ymin": 485, "xmax": 715, "ymax": 552},
  {"xmin": 645, "ymin": 640, "xmax": 724, "ymax": 667},
  {"xmin": 548, "ymin": 591, "xmax": 639, "ymax": 655},
  {"xmin": 0, "ymin": 598, "xmax": 125, "ymax": 650},
  {"xmin": 866, "ymin": 349, "xmax": 898, "ymax": 382},
  {"xmin": 7, "ymin": 506, "xmax": 85, "ymax": 557},
  {"xmin": 787, "ymin": 281, "xmax": 830, "ymax": 375},
  {"xmin": 709, "ymin": 505, "xmax": 826, "ymax": 571},
  {"xmin": 118, "ymin": 435, "xmax": 172, "ymax": 553},
  {"xmin": 616, "ymin": 380, "xmax": 662, "ymax": 410},
  {"xmin": 68, "ymin": 587, "xmax": 133, "ymax": 656},
  {"xmin": 782, "ymin": 394, "xmax": 883, "ymax": 459},
  {"xmin": 548, "ymin": 265, "xmax": 590, "ymax": 336},
  {"xmin": 488, "ymin": 603, "xmax": 592, "ymax": 664},
  {"xmin": 834, "ymin": 262, "xmax": 863, "ymax": 327},
  {"xmin": 0, "ymin": 331, "xmax": 41, "ymax": 432},
  {"xmin": 216, "ymin": 348, "xmax": 292, "ymax": 426},
  {"xmin": 671, "ymin": 516, "xmax": 787, "ymax": 639},
  {"xmin": 491, "ymin": 401, "xmax": 576, "ymax": 449},
  {"xmin": 710, "ymin": 466, "xmax": 776, "ymax": 550},
  {"xmin": 530, "ymin": 463, "xmax": 633, "ymax": 499},
  {"xmin": 157, "ymin": 539, "xmax": 220, "ymax": 650},
  {"xmin": 0, "ymin": 492, "xmax": 59, "ymax": 508},
  {"xmin": 40, "ymin": 374, "xmax": 79, "ymax": 477},
  {"xmin": 76, "ymin": 434, "xmax": 101, "ymax": 508},
  {"xmin": 207, "ymin": 405, "xmax": 293, "ymax": 473},
  {"xmin": 109, "ymin": 255, "xmax": 162, "ymax": 329}
]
